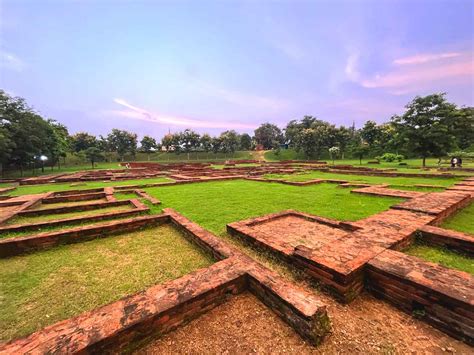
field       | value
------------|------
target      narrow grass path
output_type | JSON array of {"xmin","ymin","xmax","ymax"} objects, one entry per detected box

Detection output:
[{"xmin": 0, "ymin": 225, "xmax": 214, "ymax": 342}]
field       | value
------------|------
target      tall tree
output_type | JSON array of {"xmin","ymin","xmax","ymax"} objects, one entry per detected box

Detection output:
[
  {"xmin": 254, "ymin": 123, "xmax": 283, "ymax": 149},
  {"xmin": 140, "ymin": 136, "xmax": 157, "ymax": 160},
  {"xmin": 84, "ymin": 147, "xmax": 104, "ymax": 168},
  {"xmin": 239, "ymin": 133, "xmax": 252, "ymax": 150},
  {"xmin": 392, "ymin": 93, "xmax": 458, "ymax": 167},
  {"xmin": 220, "ymin": 130, "xmax": 240, "ymax": 157},
  {"xmin": 107, "ymin": 129, "xmax": 137, "ymax": 161},
  {"xmin": 180, "ymin": 129, "xmax": 200, "ymax": 160},
  {"xmin": 200, "ymin": 134, "xmax": 212, "ymax": 159},
  {"xmin": 46, "ymin": 120, "xmax": 70, "ymax": 169},
  {"xmin": 453, "ymin": 107, "xmax": 474, "ymax": 150},
  {"xmin": 70, "ymin": 132, "xmax": 97, "ymax": 153}
]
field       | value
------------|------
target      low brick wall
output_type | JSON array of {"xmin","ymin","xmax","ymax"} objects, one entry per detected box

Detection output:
[
  {"xmin": 42, "ymin": 191, "xmax": 106, "ymax": 204},
  {"xmin": 417, "ymin": 225, "xmax": 474, "ymax": 256},
  {"xmin": 367, "ymin": 250, "xmax": 474, "ymax": 344},
  {"xmin": 0, "ymin": 210, "xmax": 330, "ymax": 352},
  {"xmin": 0, "ymin": 207, "xmax": 149, "ymax": 234},
  {"xmin": 0, "ymin": 214, "xmax": 169, "ymax": 257},
  {"xmin": 18, "ymin": 199, "xmax": 132, "ymax": 217}
]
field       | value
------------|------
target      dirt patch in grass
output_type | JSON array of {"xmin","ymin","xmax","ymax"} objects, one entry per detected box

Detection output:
[
  {"xmin": 405, "ymin": 243, "xmax": 473, "ymax": 274},
  {"xmin": 0, "ymin": 225, "xmax": 214, "ymax": 342},
  {"xmin": 440, "ymin": 202, "xmax": 474, "ymax": 235},
  {"xmin": 138, "ymin": 291, "xmax": 471, "ymax": 354}
]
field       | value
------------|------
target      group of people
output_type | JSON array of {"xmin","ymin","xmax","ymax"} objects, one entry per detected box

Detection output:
[{"xmin": 450, "ymin": 156, "xmax": 463, "ymax": 168}]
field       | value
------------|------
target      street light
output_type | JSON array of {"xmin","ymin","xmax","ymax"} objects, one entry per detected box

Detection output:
[{"xmin": 40, "ymin": 155, "xmax": 48, "ymax": 173}]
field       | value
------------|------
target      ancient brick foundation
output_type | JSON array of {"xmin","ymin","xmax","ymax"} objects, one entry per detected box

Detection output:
[{"xmin": 0, "ymin": 210, "xmax": 330, "ymax": 353}]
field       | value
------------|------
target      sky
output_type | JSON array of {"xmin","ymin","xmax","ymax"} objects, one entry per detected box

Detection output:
[{"xmin": 0, "ymin": 0, "xmax": 473, "ymax": 139}]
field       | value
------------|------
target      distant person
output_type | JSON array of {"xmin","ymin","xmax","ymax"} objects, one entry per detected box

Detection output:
[
  {"xmin": 451, "ymin": 157, "xmax": 456, "ymax": 168},
  {"xmin": 452, "ymin": 157, "xmax": 458, "ymax": 168},
  {"xmin": 457, "ymin": 157, "xmax": 463, "ymax": 168}
]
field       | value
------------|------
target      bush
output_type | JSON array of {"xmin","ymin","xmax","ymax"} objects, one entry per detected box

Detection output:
[{"xmin": 380, "ymin": 153, "xmax": 404, "ymax": 162}]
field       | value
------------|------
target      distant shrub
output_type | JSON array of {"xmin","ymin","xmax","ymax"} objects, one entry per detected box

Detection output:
[
  {"xmin": 448, "ymin": 151, "xmax": 474, "ymax": 159},
  {"xmin": 380, "ymin": 153, "xmax": 404, "ymax": 162}
]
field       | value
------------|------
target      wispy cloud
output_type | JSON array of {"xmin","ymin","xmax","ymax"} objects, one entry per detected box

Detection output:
[
  {"xmin": 393, "ymin": 52, "xmax": 461, "ymax": 65},
  {"xmin": 109, "ymin": 98, "xmax": 257, "ymax": 130},
  {"xmin": 346, "ymin": 50, "xmax": 473, "ymax": 95},
  {"xmin": 0, "ymin": 50, "xmax": 24, "ymax": 71}
]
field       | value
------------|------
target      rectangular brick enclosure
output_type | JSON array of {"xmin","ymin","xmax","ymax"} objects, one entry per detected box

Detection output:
[
  {"xmin": 227, "ymin": 184, "xmax": 474, "ymax": 343},
  {"xmin": 0, "ymin": 209, "xmax": 330, "ymax": 353}
]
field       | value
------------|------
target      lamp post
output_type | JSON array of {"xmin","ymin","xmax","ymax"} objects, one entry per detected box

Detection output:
[{"xmin": 40, "ymin": 155, "xmax": 48, "ymax": 173}]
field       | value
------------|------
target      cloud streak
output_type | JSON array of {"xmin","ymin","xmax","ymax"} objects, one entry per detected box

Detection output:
[
  {"xmin": 393, "ymin": 52, "xmax": 461, "ymax": 65},
  {"xmin": 0, "ymin": 50, "xmax": 24, "ymax": 71},
  {"xmin": 346, "ymin": 50, "xmax": 473, "ymax": 95},
  {"xmin": 110, "ymin": 98, "xmax": 258, "ymax": 130}
]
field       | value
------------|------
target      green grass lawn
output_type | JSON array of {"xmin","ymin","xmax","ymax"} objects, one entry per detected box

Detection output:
[
  {"xmin": 0, "ymin": 225, "xmax": 214, "ymax": 342},
  {"xmin": 144, "ymin": 180, "xmax": 402, "ymax": 236},
  {"xmin": 9, "ymin": 177, "xmax": 173, "ymax": 196},
  {"xmin": 440, "ymin": 202, "xmax": 474, "ymax": 235},
  {"xmin": 405, "ymin": 244, "xmax": 473, "ymax": 274},
  {"xmin": 265, "ymin": 171, "xmax": 460, "ymax": 188}
]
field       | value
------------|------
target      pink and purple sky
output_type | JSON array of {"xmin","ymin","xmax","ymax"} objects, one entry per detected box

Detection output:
[{"xmin": 1, "ymin": 0, "xmax": 473, "ymax": 138}]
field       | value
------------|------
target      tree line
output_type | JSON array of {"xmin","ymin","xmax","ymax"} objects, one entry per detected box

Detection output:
[{"xmin": 0, "ymin": 89, "xmax": 472, "ymax": 175}]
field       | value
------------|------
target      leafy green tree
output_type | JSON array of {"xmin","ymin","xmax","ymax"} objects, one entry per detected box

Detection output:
[
  {"xmin": 351, "ymin": 143, "xmax": 370, "ymax": 165},
  {"xmin": 140, "ymin": 136, "xmax": 157, "ymax": 160},
  {"xmin": 453, "ymin": 107, "xmax": 474, "ymax": 150},
  {"xmin": 180, "ymin": 129, "xmax": 200, "ymax": 160},
  {"xmin": 46, "ymin": 120, "xmax": 70, "ymax": 169},
  {"xmin": 240, "ymin": 133, "xmax": 252, "ymax": 150},
  {"xmin": 211, "ymin": 136, "xmax": 222, "ymax": 154},
  {"xmin": 200, "ymin": 133, "xmax": 212, "ymax": 158},
  {"xmin": 107, "ymin": 129, "xmax": 137, "ymax": 161},
  {"xmin": 392, "ymin": 93, "xmax": 458, "ymax": 167},
  {"xmin": 0, "ymin": 90, "xmax": 53, "ymax": 175},
  {"xmin": 70, "ymin": 132, "xmax": 97, "ymax": 153},
  {"xmin": 334, "ymin": 126, "xmax": 352, "ymax": 159},
  {"xmin": 360, "ymin": 120, "xmax": 382, "ymax": 147},
  {"xmin": 220, "ymin": 130, "xmax": 240, "ymax": 157},
  {"xmin": 254, "ymin": 123, "xmax": 283, "ymax": 149},
  {"xmin": 84, "ymin": 146, "xmax": 104, "ymax": 168}
]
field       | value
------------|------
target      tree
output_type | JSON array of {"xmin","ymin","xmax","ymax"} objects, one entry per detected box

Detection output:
[
  {"xmin": 46, "ymin": 120, "xmax": 70, "ymax": 169},
  {"xmin": 70, "ymin": 132, "xmax": 97, "ymax": 153},
  {"xmin": 84, "ymin": 147, "xmax": 104, "ymax": 168},
  {"xmin": 220, "ymin": 130, "xmax": 240, "ymax": 157},
  {"xmin": 107, "ymin": 129, "xmax": 137, "ymax": 161},
  {"xmin": 180, "ymin": 129, "xmax": 200, "ymax": 160},
  {"xmin": 200, "ymin": 134, "xmax": 212, "ymax": 159},
  {"xmin": 254, "ymin": 123, "xmax": 283, "ymax": 149},
  {"xmin": 240, "ymin": 133, "xmax": 252, "ymax": 150},
  {"xmin": 328, "ymin": 146, "xmax": 340, "ymax": 164},
  {"xmin": 334, "ymin": 126, "xmax": 352, "ymax": 159},
  {"xmin": 360, "ymin": 121, "xmax": 382, "ymax": 147},
  {"xmin": 211, "ymin": 136, "xmax": 222, "ymax": 154},
  {"xmin": 351, "ymin": 143, "xmax": 370, "ymax": 165},
  {"xmin": 0, "ymin": 90, "xmax": 54, "ymax": 175},
  {"xmin": 453, "ymin": 107, "xmax": 474, "ymax": 150},
  {"xmin": 161, "ymin": 134, "xmax": 173, "ymax": 152},
  {"xmin": 392, "ymin": 93, "xmax": 458, "ymax": 167},
  {"xmin": 140, "ymin": 136, "xmax": 157, "ymax": 160}
]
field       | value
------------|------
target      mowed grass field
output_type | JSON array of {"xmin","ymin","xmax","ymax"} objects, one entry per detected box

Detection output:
[{"xmin": 0, "ymin": 225, "xmax": 214, "ymax": 342}]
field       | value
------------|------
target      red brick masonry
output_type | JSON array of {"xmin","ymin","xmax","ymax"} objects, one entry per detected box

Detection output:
[
  {"xmin": 227, "ymin": 184, "xmax": 473, "ymax": 342},
  {"xmin": 0, "ymin": 209, "xmax": 330, "ymax": 353}
]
